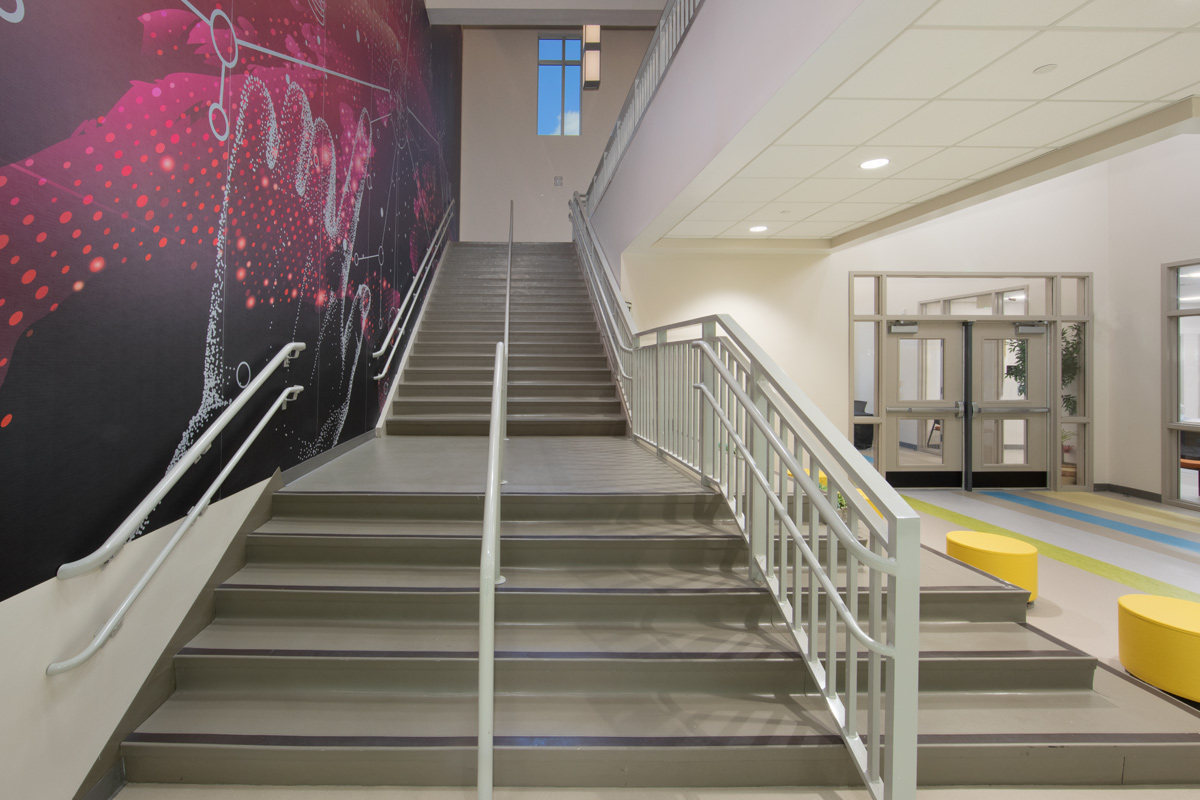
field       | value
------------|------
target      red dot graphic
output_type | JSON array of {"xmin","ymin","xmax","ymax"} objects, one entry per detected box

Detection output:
[
  {"xmin": 21, "ymin": 269, "xmax": 35, "ymax": 284},
  {"xmin": 35, "ymin": 286, "xmax": 48, "ymax": 299},
  {"xmin": 8, "ymin": 311, "xmax": 22, "ymax": 326},
  {"xmin": 0, "ymin": 414, "xmax": 11, "ymax": 428},
  {"xmin": 89, "ymin": 257, "xmax": 105, "ymax": 272},
  {"xmin": 0, "ymin": 234, "xmax": 7, "ymax": 249},
  {"xmin": 59, "ymin": 211, "xmax": 72, "ymax": 224},
  {"xmin": 137, "ymin": 195, "xmax": 149, "ymax": 208},
  {"xmin": 22, "ymin": 215, "xmax": 34, "ymax": 225}
]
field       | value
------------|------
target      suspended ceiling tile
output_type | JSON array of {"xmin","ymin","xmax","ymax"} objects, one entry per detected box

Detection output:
[
  {"xmin": 1044, "ymin": 103, "xmax": 1165, "ymax": 147},
  {"xmin": 814, "ymin": 146, "xmax": 943, "ymax": 180},
  {"xmin": 807, "ymin": 203, "xmax": 903, "ymax": 223},
  {"xmin": 708, "ymin": 178, "xmax": 796, "ymax": 203},
  {"xmin": 944, "ymin": 30, "xmax": 1170, "ymax": 100},
  {"xmin": 749, "ymin": 202, "xmax": 828, "ymax": 222},
  {"xmin": 963, "ymin": 100, "xmax": 1141, "ymax": 147},
  {"xmin": 833, "ymin": 29, "xmax": 1035, "ymax": 99},
  {"xmin": 1058, "ymin": 0, "xmax": 1200, "ymax": 29},
  {"xmin": 718, "ymin": 220, "xmax": 779, "ymax": 238},
  {"xmin": 738, "ymin": 145, "xmax": 853, "ymax": 179},
  {"xmin": 685, "ymin": 201, "xmax": 769, "ymax": 222},
  {"xmin": 870, "ymin": 100, "xmax": 1033, "ymax": 146},
  {"xmin": 968, "ymin": 147, "xmax": 1053, "ymax": 180},
  {"xmin": 777, "ymin": 99, "xmax": 924, "ymax": 146},
  {"xmin": 1056, "ymin": 33, "xmax": 1200, "ymax": 101},
  {"xmin": 846, "ymin": 179, "xmax": 958, "ymax": 204},
  {"xmin": 894, "ymin": 146, "xmax": 1032, "ymax": 179},
  {"xmin": 771, "ymin": 221, "xmax": 848, "ymax": 238},
  {"xmin": 777, "ymin": 179, "xmax": 878, "ymax": 203},
  {"xmin": 665, "ymin": 220, "xmax": 733, "ymax": 238},
  {"xmin": 916, "ymin": 0, "xmax": 1088, "ymax": 28}
]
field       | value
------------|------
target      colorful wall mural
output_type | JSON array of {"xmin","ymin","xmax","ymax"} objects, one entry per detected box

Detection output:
[{"xmin": 0, "ymin": 0, "xmax": 461, "ymax": 600}]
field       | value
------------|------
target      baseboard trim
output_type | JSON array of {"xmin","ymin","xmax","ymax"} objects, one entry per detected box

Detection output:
[
  {"xmin": 281, "ymin": 429, "xmax": 375, "ymax": 485},
  {"xmin": 78, "ymin": 762, "xmax": 122, "ymax": 800},
  {"xmin": 1095, "ymin": 482, "xmax": 1162, "ymax": 503}
]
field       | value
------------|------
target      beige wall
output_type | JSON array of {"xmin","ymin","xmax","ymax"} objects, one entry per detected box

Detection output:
[
  {"xmin": 621, "ymin": 136, "xmax": 1200, "ymax": 497},
  {"xmin": 0, "ymin": 479, "xmax": 272, "ymax": 800},
  {"xmin": 460, "ymin": 27, "xmax": 652, "ymax": 242}
]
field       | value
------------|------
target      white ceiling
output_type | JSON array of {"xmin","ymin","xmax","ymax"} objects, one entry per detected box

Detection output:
[
  {"xmin": 427, "ymin": 0, "xmax": 665, "ymax": 27},
  {"xmin": 662, "ymin": 0, "xmax": 1200, "ymax": 244}
]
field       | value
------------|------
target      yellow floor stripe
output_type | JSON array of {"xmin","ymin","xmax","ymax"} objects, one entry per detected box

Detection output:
[
  {"xmin": 1035, "ymin": 491, "xmax": 1200, "ymax": 534},
  {"xmin": 902, "ymin": 495, "xmax": 1200, "ymax": 604}
]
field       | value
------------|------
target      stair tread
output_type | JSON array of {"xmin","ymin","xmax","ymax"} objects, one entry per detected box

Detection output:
[
  {"xmin": 129, "ymin": 668, "xmax": 1200, "ymax": 742},
  {"xmin": 184, "ymin": 619, "xmax": 1078, "ymax": 660},
  {"xmin": 224, "ymin": 563, "xmax": 758, "ymax": 592},
  {"xmin": 253, "ymin": 519, "xmax": 742, "ymax": 538}
]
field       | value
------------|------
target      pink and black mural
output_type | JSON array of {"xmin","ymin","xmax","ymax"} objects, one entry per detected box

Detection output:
[{"xmin": 0, "ymin": 0, "xmax": 461, "ymax": 600}]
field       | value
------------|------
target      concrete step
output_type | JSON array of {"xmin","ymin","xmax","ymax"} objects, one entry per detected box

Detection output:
[
  {"xmin": 401, "ymin": 366, "xmax": 614, "ymax": 383},
  {"xmin": 122, "ymin": 668, "xmax": 1200, "ymax": 786},
  {"xmin": 385, "ymin": 413, "xmax": 628, "ymax": 437},
  {"xmin": 391, "ymin": 397, "xmax": 622, "ymax": 416},
  {"xmin": 394, "ymin": 381, "xmax": 616, "ymax": 399},
  {"xmin": 405, "ymin": 354, "xmax": 611, "ymax": 370},
  {"xmin": 410, "ymin": 342, "xmax": 605, "ymax": 357}
]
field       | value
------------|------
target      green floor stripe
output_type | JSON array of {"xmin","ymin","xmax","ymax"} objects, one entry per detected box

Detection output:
[{"xmin": 902, "ymin": 495, "xmax": 1200, "ymax": 604}]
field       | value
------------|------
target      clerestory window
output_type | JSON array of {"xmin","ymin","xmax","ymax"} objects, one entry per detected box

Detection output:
[{"xmin": 537, "ymin": 36, "xmax": 582, "ymax": 136}]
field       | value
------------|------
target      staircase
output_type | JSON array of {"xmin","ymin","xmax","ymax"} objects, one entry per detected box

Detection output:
[
  {"xmin": 116, "ymin": 243, "xmax": 1200, "ymax": 794},
  {"xmin": 388, "ymin": 241, "xmax": 626, "ymax": 436}
]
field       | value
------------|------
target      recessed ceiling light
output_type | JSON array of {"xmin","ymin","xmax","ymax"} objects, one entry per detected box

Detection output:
[
  {"xmin": 860, "ymin": 158, "xmax": 890, "ymax": 170},
  {"xmin": 749, "ymin": 225, "xmax": 768, "ymax": 232},
  {"xmin": 1033, "ymin": 63, "xmax": 1058, "ymax": 75}
]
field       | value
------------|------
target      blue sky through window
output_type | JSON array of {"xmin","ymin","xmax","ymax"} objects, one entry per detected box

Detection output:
[{"xmin": 538, "ymin": 36, "xmax": 581, "ymax": 136}]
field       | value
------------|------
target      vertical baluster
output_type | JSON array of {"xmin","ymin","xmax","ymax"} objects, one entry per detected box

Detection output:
[
  {"xmin": 869, "ymin": 528, "xmax": 884, "ymax": 783},
  {"xmin": 845, "ymin": 532, "xmax": 859, "ymax": 740},
  {"xmin": 825, "ymin": 485, "xmax": 839, "ymax": 704}
]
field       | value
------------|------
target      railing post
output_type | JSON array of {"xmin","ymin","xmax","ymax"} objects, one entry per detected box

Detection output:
[
  {"xmin": 699, "ymin": 322, "xmax": 717, "ymax": 485},
  {"xmin": 655, "ymin": 330, "xmax": 667, "ymax": 454},
  {"xmin": 885, "ymin": 515, "xmax": 921, "ymax": 800},
  {"xmin": 747, "ymin": 364, "xmax": 770, "ymax": 582}
]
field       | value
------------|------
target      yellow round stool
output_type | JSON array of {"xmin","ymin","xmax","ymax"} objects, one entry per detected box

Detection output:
[
  {"xmin": 945, "ymin": 530, "xmax": 1038, "ymax": 602},
  {"xmin": 1118, "ymin": 594, "xmax": 1200, "ymax": 702}
]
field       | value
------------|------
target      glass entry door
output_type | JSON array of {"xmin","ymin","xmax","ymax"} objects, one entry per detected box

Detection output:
[
  {"xmin": 882, "ymin": 322, "xmax": 965, "ymax": 487},
  {"xmin": 971, "ymin": 322, "xmax": 1050, "ymax": 488},
  {"xmin": 882, "ymin": 321, "xmax": 1049, "ymax": 489}
]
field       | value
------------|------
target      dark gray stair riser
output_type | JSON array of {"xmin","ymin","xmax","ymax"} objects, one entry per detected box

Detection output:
[
  {"xmin": 391, "ymin": 398, "xmax": 622, "ymax": 415},
  {"xmin": 121, "ymin": 739, "xmax": 1200, "ymax": 787},
  {"xmin": 394, "ymin": 383, "xmax": 616, "ymax": 399},
  {"xmin": 405, "ymin": 355, "xmax": 611, "ymax": 369},
  {"xmin": 172, "ymin": 656, "xmax": 806, "ymax": 695},
  {"xmin": 410, "ymin": 344, "xmax": 606, "ymax": 357},
  {"xmin": 244, "ymin": 534, "xmax": 747, "ymax": 569},
  {"xmin": 419, "ymin": 332, "xmax": 602, "ymax": 344},
  {"xmin": 385, "ymin": 417, "xmax": 628, "ymax": 436},
  {"xmin": 402, "ymin": 368, "xmax": 614, "ymax": 383},
  {"xmin": 270, "ymin": 492, "xmax": 730, "ymax": 522}
]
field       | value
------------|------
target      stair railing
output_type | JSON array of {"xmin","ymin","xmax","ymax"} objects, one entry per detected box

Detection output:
[
  {"xmin": 373, "ymin": 200, "xmax": 456, "ymax": 380},
  {"xmin": 56, "ymin": 342, "xmax": 306, "ymax": 580},
  {"xmin": 570, "ymin": 217, "xmax": 919, "ymax": 800},
  {"xmin": 48, "ymin": 353, "xmax": 306, "ymax": 673},
  {"xmin": 586, "ymin": 0, "xmax": 706, "ymax": 211},
  {"xmin": 478, "ymin": 339, "xmax": 507, "ymax": 799},
  {"xmin": 568, "ymin": 193, "xmax": 634, "ymax": 411}
]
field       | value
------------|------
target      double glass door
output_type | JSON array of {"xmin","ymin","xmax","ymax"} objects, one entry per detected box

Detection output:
[{"xmin": 882, "ymin": 321, "xmax": 1049, "ymax": 489}]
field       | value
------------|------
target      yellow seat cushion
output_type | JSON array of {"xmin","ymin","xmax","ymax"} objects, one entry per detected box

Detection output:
[
  {"xmin": 946, "ymin": 530, "xmax": 1038, "ymax": 602},
  {"xmin": 1118, "ymin": 594, "xmax": 1200, "ymax": 702}
]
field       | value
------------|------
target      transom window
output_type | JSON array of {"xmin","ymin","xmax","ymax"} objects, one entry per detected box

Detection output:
[{"xmin": 537, "ymin": 36, "xmax": 581, "ymax": 136}]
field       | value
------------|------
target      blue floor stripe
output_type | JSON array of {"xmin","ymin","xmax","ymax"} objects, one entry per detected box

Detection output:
[{"xmin": 981, "ymin": 492, "xmax": 1200, "ymax": 555}]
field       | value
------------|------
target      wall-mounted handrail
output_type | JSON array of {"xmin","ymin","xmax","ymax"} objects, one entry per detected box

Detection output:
[
  {"xmin": 568, "ymin": 193, "xmax": 634, "ymax": 410},
  {"xmin": 570, "ymin": 207, "xmax": 919, "ymax": 800},
  {"xmin": 47, "ymin": 383, "xmax": 304, "ymax": 676},
  {"xmin": 56, "ymin": 342, "xmax": 307, "ymax": 580},
  {"xmin": 373, "ymin": 200, "xmax": 456, "ymax": 379},
  {"xmin": 478, "ymin": 341, "xmax": 507, "ymax": 800},
  {"xmin": 586, "ymin": 0, "xmax": 706, "ymax": 211}
]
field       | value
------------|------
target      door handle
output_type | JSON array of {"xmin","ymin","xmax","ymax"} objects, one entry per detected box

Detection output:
[
  {"xmin": 975, "ymin": 406, "xmax": 1050, "ymax": 415},
  {"xmin": 886, "ymin": 400, "xmax": 964, "ymax": 418}
]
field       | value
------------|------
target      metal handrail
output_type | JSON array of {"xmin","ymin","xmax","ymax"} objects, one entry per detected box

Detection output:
[
  {"xmin": 568, "ymin": 194, "xmax": 634, "ymax": 409},
  {"xmin": 47, "ymin": 383, "xmax": 304, "ymax": 676},
  {"xmin": 570, "ymin": 209, "xmax": 919, "ymax": 800},
  {"xmin": 478, "ymin": 341, "xmax": 507, "ymax": 799},
  {"xmin": 373, "ymin": 200, "xmax": 456, "ymax": 379},
  {"xmin": 56, "ymin": 342, "xmax": 307, "ymax": 580},
  {"xmin": 586, "ymin": 0, "xmax": 706, "ymax": 211}
]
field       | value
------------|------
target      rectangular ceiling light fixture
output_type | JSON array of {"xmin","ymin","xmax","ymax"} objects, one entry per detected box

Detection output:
[{"xmin": 583, "ymin": 25, "xmax": 601, "ymax": 90}]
